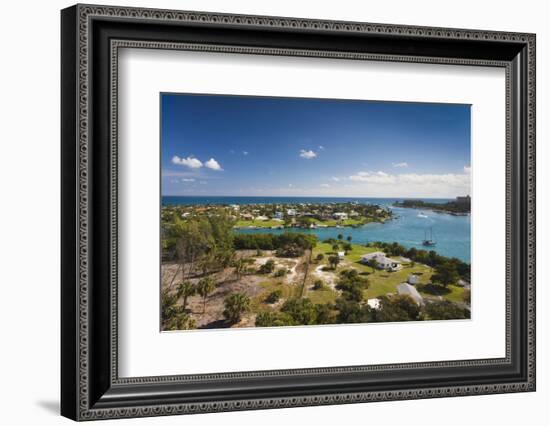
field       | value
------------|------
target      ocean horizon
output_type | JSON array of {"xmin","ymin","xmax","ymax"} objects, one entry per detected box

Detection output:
[{"xmin": 162, "ymin": 195, "xmax": 455, "ymax": 206}]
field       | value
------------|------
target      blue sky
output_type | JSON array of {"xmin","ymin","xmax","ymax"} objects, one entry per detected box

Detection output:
[{"xmin": 161, "ymin": 93, "xmax": 471, "ymax": 198}]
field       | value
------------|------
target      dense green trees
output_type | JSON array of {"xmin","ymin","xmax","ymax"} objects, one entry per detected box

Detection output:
[
  {"xmin": 372, "ymin": 295, "xmax": 423, "ymax": 322},
  {"xmin": 431, "ymin": 262, "xmax": 460, "ymax": 287},
  {"xmin": 423, "ymin": 300, "xmax": 470, "ymax": 320},
  {"xmin": 336, "ymin": 269, "xmax": 369, "ymax": 302},
  {"xmin": 233, "ymin": 232, "xmax": 317, "ymax": 253},
  {"xmin": 164, "ymin": 211, "xmax": 235, "ymax": 279},
  {"xmin": 255, "ymin": 297, "xmax": 336, "ymax": 327}
]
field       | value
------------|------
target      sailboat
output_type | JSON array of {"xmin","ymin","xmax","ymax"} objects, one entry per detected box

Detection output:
[{"xmin": 422, "ymin": 227, "xmax": 437, "ymax": 246}]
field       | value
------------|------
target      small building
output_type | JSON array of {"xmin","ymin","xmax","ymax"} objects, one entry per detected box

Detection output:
[
  {"xmin": 240, "ymin": 213, "xmax": 254, "ymax": 220},
  {"xmin": 255, "ymin": 215, "xmax": 269, "ymax": 221},
  {"xmin": 397, "ymin": 283, "xmax": 424, "ymax": 305},
  {"xmin": 367, "ymin": 298, "xmax": 381, "ymax": 310},
  {"xmin": 286, "ymin": 208, "xmax": 297, "ymax": 216},
  {"xmin": 376, "ymin": 256, "xmax": 402, "ymax": 272},
  {"xmin": 407, "ymin": 274, "xmax": 419, "ymax": 285},
  {"xmin": 274, "ymin": 211, "xmax": 283, "ymax": 219},
  {"xmin": 360, "ymin": 252, "xmax": 401, "ymax": 271},
  {"xmin": 333, "ymin": 212, "xmax": 348, "ymax": 221},
  {"xmin": 337, "ymin": 251, "xmax": 345, "ymax": 259}
]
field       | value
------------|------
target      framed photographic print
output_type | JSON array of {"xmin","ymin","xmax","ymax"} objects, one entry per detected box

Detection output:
[{"xmin": 61, "ymin": 4, "xmax": 536, "ymax": 421}]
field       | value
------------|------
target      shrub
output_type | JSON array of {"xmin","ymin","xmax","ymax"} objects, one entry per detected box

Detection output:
[
  {"xmin": 258, "ymin": 259, "xmax": 275, "ymax": 274},
  {"xmin": 315, "ymin": 253, "xmax": 324, "ymax": 261},
  {"xmin": 273, "ymin": 268, "xmax": 288, "ymax": 277},
  {"xmin": 265, "ymin": 289, "xmax": 283, "ymax": 304}
]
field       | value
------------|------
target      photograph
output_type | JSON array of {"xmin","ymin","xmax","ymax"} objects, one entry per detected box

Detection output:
[{"xmin": 160, "ymin": 94, "xmax": 472, "ymax": 331}]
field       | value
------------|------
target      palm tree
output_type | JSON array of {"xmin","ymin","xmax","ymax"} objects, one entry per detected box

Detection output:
[
  {"xmin": 176, "ymin": 281, "xmax": 196, "ymax": 311},
  {"xmin": 337, "ymin": 233, "xmax": 343, "ymax": 241},
  {"xmin": 197, "ymin": 277, "xmax": 216, "ymax": 314},
  {"xmin": 346, "ymin": 235, "xmax": 352, "ymax": 242},
  {"xmin": 223, "ymin": 293, "xmax": 251, "ymax": 324},
  {"xmin": 233, "ymin": 258, "xmax": 247, "ymax": 280}
]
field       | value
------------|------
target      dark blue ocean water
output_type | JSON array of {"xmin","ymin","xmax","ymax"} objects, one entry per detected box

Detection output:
[{"xmin": 162, "ymin": 196, "xmax": 470, "ymax": 263}]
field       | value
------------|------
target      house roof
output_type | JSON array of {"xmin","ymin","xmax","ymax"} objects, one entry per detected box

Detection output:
[
  {"xmin": 397, "ymin": 283, "xmax": 423, "ymax": 304},
  {"xmin": 361, "ymin": 251, "xmax": 386, "ymax": 259}
]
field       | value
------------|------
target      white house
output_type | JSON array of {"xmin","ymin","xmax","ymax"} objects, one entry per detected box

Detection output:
[
  {"xmin": 286, "ymin": 208, "xmax": 297, "ymax": 216},
  {"xmin": 407, "ymin": 274, "xmax": 419, "ymax": 285},
  {"xmin": 333, "ymin": 212, "xmax": 348, "ymax": 221},
  {"xmin": 255, "ymin": 215, "xmax": 269, "ymax": 221},
  {"xmin": 274, "ymin": 211, "xmax": 284, "ymax": 219},
  {"xmin": 337, "ymin": 251, "xmax": 345, "ymax": 259},
  {"xmin": 397, "ymin": 283, "xmax": 424, "ymax": 305},
  {"xmin": 361, "ymin": 252, "xmax": 401, "ymax": 271}
]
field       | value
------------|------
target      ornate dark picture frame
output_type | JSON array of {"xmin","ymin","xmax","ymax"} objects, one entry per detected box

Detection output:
[{"xmin": 61, "ymin": 4, "xmax": 536, "ymax": 421}]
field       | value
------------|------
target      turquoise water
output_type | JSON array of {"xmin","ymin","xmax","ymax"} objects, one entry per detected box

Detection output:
[{"xmin": 162, "ymin": 196, "xmax": 470, "ymax": 263}]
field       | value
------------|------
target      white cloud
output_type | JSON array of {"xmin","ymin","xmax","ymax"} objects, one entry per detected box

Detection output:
[
  {"xmin": 392, "ymin": 162, "xmax": 408, "ymax": 168},
  {"xmin": 349, "ymin": 171, "xmax": 396, "ymax": 184},
  {"xmin": 204, "ymin": 158, "xmax": 223, "ymax": 171},
  {"xmin": 299, "ymin": 149, "xmax": 317, "ymax": 159},
  {"xmin": 243, "ymin": 151, "xmax": 249, "ymax": 156},
  {"xmin": 182, "ymin": 178, "xmax": 195, "ymax": 182},
  {"xmin": 319, "ymin": 145, "xmax": 325, "ymax": 150},
  {"xmin": 331, "ymin": 176, "xmax": 341, "ymax": 182},
  {"xmin": 464, "ymin": 165, "xmax": 471, "ymax": 174},
  {"xmin": 320, "ymin": 183, "xmax": 330, "ymax": 188},
  {"xmin": 199, "ymin": 181, "xmax": 207, "ymax": 185},
  {"xmin": 288, "ymin": 183, "xmax": 293, "ymax": 187},
  {"xmin": 172, "ymin": 155, "xmax": 203, "ymax": 169},
  {"xmin": 345, "ymin": 169, "xmax": 471, "ymax": 197}
]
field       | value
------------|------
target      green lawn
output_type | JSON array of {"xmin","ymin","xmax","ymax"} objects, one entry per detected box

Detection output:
[{"xmin": 306, "ymin": 286, "xmax": 339, "ymax": 305}]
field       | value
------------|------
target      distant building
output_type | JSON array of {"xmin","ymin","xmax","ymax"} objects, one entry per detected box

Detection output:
[
  {"xmin": 286, "ymin": 208, "xmax": 297, "ymax": 216},
  {"xmin": 333, "ymin": 212, "xmax": 348, "ymax": 221},
  {"xmin": 456, "ymin": 195, "xmax": 471, "ymax": 204},
  {"xmin": 397, "ymin": 283, "xmax": 424, "ymax": 305},
  {"xmin": 274, "ymin": 211, "xmax": 283, "ymax": 219},
  {"xmin": 337, "ymin": 251, "xmax": 345, "ymax": 259},
  {"xmin": 255, "ymin": 215, "xmax": 269, "ymax": 221}
]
